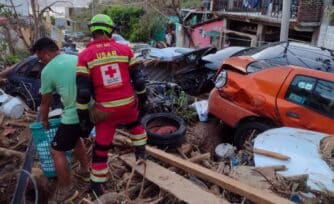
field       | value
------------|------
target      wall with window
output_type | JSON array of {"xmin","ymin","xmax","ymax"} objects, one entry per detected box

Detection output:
[{"xmin": 191, "ymin": 19, "xmax": 224, "ymax": 48}]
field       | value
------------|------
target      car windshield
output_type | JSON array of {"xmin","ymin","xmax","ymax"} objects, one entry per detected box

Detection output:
[
  {"xmin": 203, "ymin": 47, "xmax": 247, "ymax": 63},
  {"xmin": 242, "ymin": 42, "xmax": 334, "ymax": 73},
  {"xmin": 112, "ymin": 34, "xmax": 125, "ymax": 41}
]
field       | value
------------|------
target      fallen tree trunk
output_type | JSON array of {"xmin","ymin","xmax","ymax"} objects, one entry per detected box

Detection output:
[{"xmin": 146, "ymin": 146, "xmax": 293, "ymax": 204}]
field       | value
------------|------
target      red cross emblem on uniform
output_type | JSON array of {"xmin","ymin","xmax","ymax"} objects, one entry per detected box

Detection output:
[
  {"xmin": 101, "ymin": 64, "xmax": 122, "ymax": 87},
  {"xmin": 105, "ymin": 66, "xmax": 117, "ymax": 78}
]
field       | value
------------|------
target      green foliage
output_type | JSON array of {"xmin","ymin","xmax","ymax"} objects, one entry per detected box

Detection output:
[
  {"xmin": 0, "ymin": 40, "xmax": 27, "ymax": 67},
  {"xmin": 173, "ymin": 90, "xmax": 197, "ymax": 124},
  {"xmin": 181, "ymin": 0, "xmax": 202, "ymax": 8},
  {"xmin": 0, "ymin": 54, "xmax": 20, "ymax": 66},
  {"xmin": 130, "ymin": 12, "xmax": 167, "ymax": 42},
  {"xmin": 15, "ymin": 48, "xmax": 30, "ymax": 59},
  {"xmin": 50, "ymin": 16, "xmax": 56, "ymax": 25},
  {"xmin": 331, "ymin": 10, "xmax": 334, "ymax": 25},
  {"xmin": 103, "ymin": 6, "xmax": 145, "ymax": 40},
  {"xmin": 0, "ymin": 3, "xmax": 12, "ymax": 17},
  {"xmin": 4, "ymin": 54, "xmax": 19, "ymax": 65}
]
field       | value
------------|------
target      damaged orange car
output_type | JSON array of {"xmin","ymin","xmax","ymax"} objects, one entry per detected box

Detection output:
[{"xmin": 208, "ymin": 56, "xmax": 334, "ymax": 148}]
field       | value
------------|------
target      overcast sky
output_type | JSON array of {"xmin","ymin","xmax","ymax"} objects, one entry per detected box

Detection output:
[{"xmin": 0, "ymin": 0, "xmax": 91, "ymax": 15}]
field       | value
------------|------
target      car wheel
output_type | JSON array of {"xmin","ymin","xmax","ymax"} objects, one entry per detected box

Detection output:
[
  {"xmin": 234, "ymin": 122, "xmax": 272, "ymax": 149},
  {"xmin": 141, "ymin": 113, "xmax": 186, "ymax": 148}
]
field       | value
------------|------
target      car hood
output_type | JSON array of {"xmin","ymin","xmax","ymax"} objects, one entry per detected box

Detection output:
[
  {"xmin": 222, "ymin": 56, "xmax": 256, "ymax": 73},
  {"xmin": 135, "ymin": 47, "xmax": 194, "ymax": 62}
]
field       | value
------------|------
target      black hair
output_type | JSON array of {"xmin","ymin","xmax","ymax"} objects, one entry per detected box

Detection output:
[
  {"xmin": 30, "ymin": 37, "xmax": 59, "ymax": 53},
  {"xmin": 92, "ymin": 29, "xmax": 112, "ymax": 38}
]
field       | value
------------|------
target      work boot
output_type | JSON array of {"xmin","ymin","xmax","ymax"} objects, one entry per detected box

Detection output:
[
  {"xmin": 51, "ymin": 183, "xmax": 79, "ymax": 204},
  {"xmin": 90, "ymin": 181, "xmax": 105, "ymax": 197},
  {"xmin": 74, "ymin": 169, "xmax": 90, "ymax": 183}
]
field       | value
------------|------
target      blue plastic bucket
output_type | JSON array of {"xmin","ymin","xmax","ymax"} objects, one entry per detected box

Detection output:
[{"xmin": 30, "ymin": 119, "xmax": 71, "ymax": 177}]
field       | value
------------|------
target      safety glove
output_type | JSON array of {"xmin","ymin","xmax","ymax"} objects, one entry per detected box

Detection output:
[
  {"xmin": 77, "ymin": 109, "xmax": 93, "ymax": 137},
  {"xmin": 137, "ymin": 92, "xmax": 148, "ymax": 116}
]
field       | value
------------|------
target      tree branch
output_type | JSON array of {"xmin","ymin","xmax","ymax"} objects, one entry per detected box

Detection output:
[
  {"xmin": 0, "ymin": 3, "xmax": 22, "ymax": 8},
  {"xmin": 8, "ymin": 0, "xmax": 31, "ymax": 48},
  {"xmin": 38, "ymin": 1, "xmax": 72, "ymax": 19}
]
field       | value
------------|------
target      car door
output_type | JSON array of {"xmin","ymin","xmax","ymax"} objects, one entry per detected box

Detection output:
[{"xmin": 276, "ymin": 69, "xmax": 334, "ymax": 134}]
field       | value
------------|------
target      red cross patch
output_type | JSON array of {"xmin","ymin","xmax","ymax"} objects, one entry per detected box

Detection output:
[{"xmin": 101, "ymin": 64, "xmax": 122, "ymax": 87}]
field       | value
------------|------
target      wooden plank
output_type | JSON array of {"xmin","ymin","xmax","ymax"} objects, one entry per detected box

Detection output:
[
  {"xmin": 253, "ymin": 148, "xmax": 291, "ymax": 160},
  {"xmin": 120, "ymin": 154, "xmax": 230, "ymax": 204},
  {"xmin": 188, "ymin": 153, "xmax": 211, "ymax": 163},
  {"xmin": 6, "ymin": 120, "xmax": 29, "ymax": 128},
  {"xmin": 146, "ymin": 146, "xmax": 293, "ymax": 204}
]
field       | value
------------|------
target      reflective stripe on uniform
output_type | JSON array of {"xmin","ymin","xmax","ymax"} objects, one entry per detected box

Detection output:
[
  {"xmin": 77, "ymin": 66, "xmax": 89, "ymax": 74},
  {"xmin": 130, "ymin": 132, "xmax": 147, "ymax": 140},
  {"xmin": 129, "ymin": 57, "xmax": 136, "ymax": 66},
  {"xmin": 87, "ymin": 56, "xmax": 129, "ymax": 69},
  {"xmin": 99, "ymin": 96, "xmax": 135, "ymax": 108},
  {"xmin": 76, "ymin": 102, "xmax": 89, "ymax": 110},
  {"xmin": 135, "ymin": 88, "xmax": 146, "ymax": 95},
  {"xmin": 91, "ymin": 168, "xmax": 108, "ymax": 175},
  {"xmin": 132, "ymin": 137, "xmax": 147, "ymax": 146},
  {"xmin": 90, "ymin": 174, "xmax": 108, "ymax": 183},
  {"xmin": 90, "ymin": 168, "xmax": 108, "ymax": 182}
]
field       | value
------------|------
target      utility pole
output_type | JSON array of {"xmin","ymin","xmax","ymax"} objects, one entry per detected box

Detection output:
[
  {"xmin": 280, "ymin": 0, "xmax": 291, "ymax": 41},
  {"xmin": 91, "ymin": 0, "xmax": 95, "ymax": 16}
]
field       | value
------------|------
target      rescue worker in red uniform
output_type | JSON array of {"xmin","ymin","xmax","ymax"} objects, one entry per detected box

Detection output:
[{"xmin": 76, "ymin": 14, "xmax": 147, "ymax": 195}]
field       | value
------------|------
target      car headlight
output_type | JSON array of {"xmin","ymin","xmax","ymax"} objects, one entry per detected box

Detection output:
[{"xmin": 215, "ymin": 70, "xmax": 227, "ymax": 88}]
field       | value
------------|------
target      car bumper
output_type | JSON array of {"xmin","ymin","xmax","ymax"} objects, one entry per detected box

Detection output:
[{"xmin": 208, "ymin": 88, "xmax": 257, "ymax": 127}]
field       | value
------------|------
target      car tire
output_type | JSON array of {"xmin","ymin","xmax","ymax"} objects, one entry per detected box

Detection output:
[
  {"xmin": 141, "ymin": 113, "xmax": 186, "ymax": 148},
  {"xmin": 234, "ymin": 121, "xmax": 272, "ymax": 149}
]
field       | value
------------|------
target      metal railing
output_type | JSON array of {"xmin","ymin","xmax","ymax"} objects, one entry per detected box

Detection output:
[{"xmin": 214, "ymin": 0, "xmax": 299, "ymax": 19}]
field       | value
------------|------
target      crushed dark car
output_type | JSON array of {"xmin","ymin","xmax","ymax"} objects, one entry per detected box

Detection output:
[
  {"xmin": 136, "ymin": 46, "xmax": 219, "ymax": 95},
  {"xmin": 3, "ymin": 55, "xmax": 62, "ymax": 110},
  {"xmin": 136, "ymin": 42, "xmax": 334, "ymax": 96}
]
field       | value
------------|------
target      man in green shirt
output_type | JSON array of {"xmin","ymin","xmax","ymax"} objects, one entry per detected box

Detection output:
[{"xmin": 31, "ymin": 37, "xmax": 92, "ymax": 203}]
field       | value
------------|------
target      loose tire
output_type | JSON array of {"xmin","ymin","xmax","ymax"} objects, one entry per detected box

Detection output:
[
  {"xmin": 141, "ymin": 113, "xmax": 186, "ymax": 148},
  {"xmin": 234, "ymin": 122, "xmax": 272, "ymax": 149}
]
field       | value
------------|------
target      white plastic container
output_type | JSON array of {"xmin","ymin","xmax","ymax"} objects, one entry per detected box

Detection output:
[
  {"xmin": 0, "ymin": 89, "xmax": 24, "ymax": 119},
  {"xmin": 192, "ymin": 100, "xmax": 209, "ymax": 122}
]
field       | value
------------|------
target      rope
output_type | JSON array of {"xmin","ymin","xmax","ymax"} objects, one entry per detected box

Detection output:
[{"xmin": 125, "ymin": 159, "xmax": 147, "ymax": 202}]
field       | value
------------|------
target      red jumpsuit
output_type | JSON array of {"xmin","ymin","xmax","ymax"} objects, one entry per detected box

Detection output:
[{"xmin": 76, "ymin": 38, "xmax": 147, "ymax": 183}]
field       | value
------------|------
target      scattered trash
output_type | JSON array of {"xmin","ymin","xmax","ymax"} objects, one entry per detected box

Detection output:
[
  {"xmin": 215, "ymin": 143, "xmax": 235, "ymax": 161},
  {"xmin": 146, "ymin": 82, "xmax": 197, "ymax": 123},
  {"xmin": 229, "ymin": 166, "xmax": 272, "ymax": 191},
  {"xmin": 320, "ymin": 136, "xmax": 334, "ymax": 171},
  {"xmin": 0, "ymin": 89, "xmax": 24, "ymax": 119},
  {"xmin": 191, "ymin": 100, "xmax": 208, "ymax": 122},
  {"xmin": 254, "ymin": 127, "xmax": 334, "ymax": 194}
]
